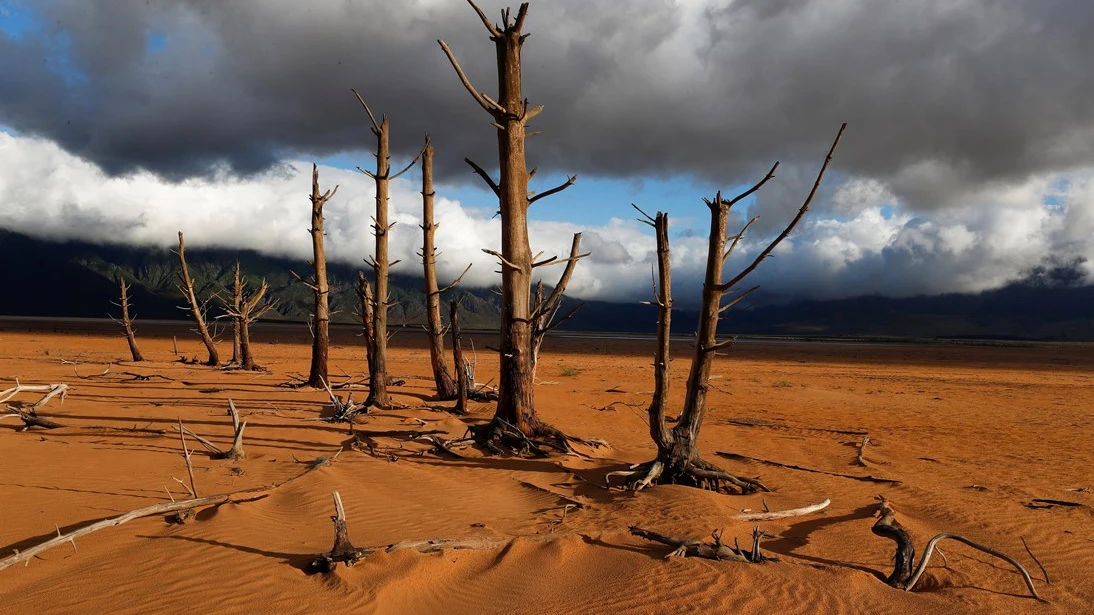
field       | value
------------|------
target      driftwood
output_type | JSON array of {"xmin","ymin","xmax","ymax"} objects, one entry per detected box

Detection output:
[
  {"xmin": 321, "ymin": 378, "xmax": 368, "ymax": 426},
  {"xmin": 716, "ymin": 451, "xmax": 901, "ymax": 484},
  {"xmin": 1, "ymin": 383, "xmax": 70, "ymax": 430},
  {"xmin": 871, "ymin": 496, "xmax": 1042, "ymax": 600},
  {"xmin": 309, "ymin": 491, "xmax": 370, "ymax": 572},
  {"xmin": 630, "ymin": 526, "xmax": 776, "ymax": 563},
  {"xmin": 174, "ymin": 399, "xmax": 247, "ymax": 461},
  {"xmin": 0, "ymin": 457, "xmax": 330, "ymax": 571},
  {"xmin": 731, "ymin": 498, "xmax": 831, "ymax": 522}
]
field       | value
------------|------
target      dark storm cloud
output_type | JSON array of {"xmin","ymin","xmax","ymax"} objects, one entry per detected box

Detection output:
[{"xmin": 2, "ymin": 0, "xmax": 1093, "ymax": 207}]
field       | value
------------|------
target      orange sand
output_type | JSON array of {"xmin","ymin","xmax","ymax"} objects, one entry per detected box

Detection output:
[{"xmin": 1, "ymin": 326, "xmax": 1091, "ymax": 614}]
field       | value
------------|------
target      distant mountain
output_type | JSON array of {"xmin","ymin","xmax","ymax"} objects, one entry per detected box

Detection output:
[{"xmin": 2, "ymin": 228, "xmax": 1092, "ymax": 341}]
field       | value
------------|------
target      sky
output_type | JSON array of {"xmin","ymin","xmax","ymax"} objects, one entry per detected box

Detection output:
[{"xmin": 1, "ymin": 0, "xmax": 1093, "ymax": 304}]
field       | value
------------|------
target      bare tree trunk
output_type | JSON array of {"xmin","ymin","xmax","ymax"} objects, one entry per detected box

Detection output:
[
  {"xmin": 609, "ymin": 125, "xmax": 846, "ymax": 494},
  {"xmin": 230, "ymin": 263, "xmax": 242, "ymax": 365},
  {"xmin": 114, "ymin": 273, "xmax": 144, "ymax": 362},
  {"xmin": 356, "ymin": 272, "xmax": 375, "ymax": 372},
  {"xmin": 421, "ymin": 138, "xmax": 459, "ymax": 400},
  {"xmin": 440, "ymin": 3, "xmax": 582, "ymax": 448},
  {"xmin": 352, "ymin": 92, "xmax": 425, "ymax": 407},
  {"xmin": 530, "ymin": 233, "xmax": 585, "ymax": 380},
  {"xmin": 305, "ymin": 164, "xmax": 338, "ymax": 388},
  {"xmin": 223, "ymin": 272, "xmax": 273, "ymax": 371},
  {"xmin": 174, "ymin": 231, "xmax": 219, "ymax": 366},
  {"xmin": 449, "ymin": 300, "xmax": 468, "ymax": 414}
]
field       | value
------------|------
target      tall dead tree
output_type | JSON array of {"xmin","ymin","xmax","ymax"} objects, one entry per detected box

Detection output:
[
  {"xmin": 352, "ymin": 90, "xmax": 424, "ymax": 408},
  {"xmin": 297, "ymin": 164, "xmax": 338, "ymax": 388},
  {"xmin": 449, "ymin": 300, "xmax": 469, "ymax": 414},
  {"xmin": 355, "ymin": 272, "xmax": 375, "ymax": 371},
  {"xmin": 440, "ymin": 2, "xmax": 587, "ymax": 447},
  {"xmin": 174, "ymin": 231, "xmax": 219, "ymax": 366},
  {"xmin": 609, "ymin": 124, "xmax": 846, "ymax": 494},
  {"xmin": 420, "ymin": 136, "xmax": 471, "ymax": 400},
  {"xmin": 112, "ymin": 273, "xmax": 144, "ymax": 362},
  {"xmin": 228, "ymin": 263, "xmax": 243, "ymax": 365},
  {"xmin": 224, "ymin": 274, "xmax": 274, "ymax": 371}
]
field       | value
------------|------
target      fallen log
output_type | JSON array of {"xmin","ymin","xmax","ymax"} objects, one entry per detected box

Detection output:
[
  {"xmin": 0, "ymin": 457, "xmax": 331, "ymax": 571},
  {"xmin": 871, "ymin": 496, "xmax": 1042, "ymax": 600}
]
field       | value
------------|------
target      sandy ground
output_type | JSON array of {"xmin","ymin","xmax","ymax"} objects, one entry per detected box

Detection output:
[{"xmin": 0, "ymin": 326, "xmax": 1091, "ymax": 614}]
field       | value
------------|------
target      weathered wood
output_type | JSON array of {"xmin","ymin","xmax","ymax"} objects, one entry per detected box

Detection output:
[
  {"xmin": 441, "ymin": 2, "xmax": 580, "ymax": 444},
  {"xmin": 309, "ymin": 491, "xmax": 371, "ymax": 572},
  {"xmin": 305, "ymin": 164, "xmax": 338, "ymax": 388},
  {"xmin": 421, "ymin": 138, "xmax": 461, "ymax": 400},
  {"xmin": 731, "ymin": 498, "xmax": 830, "ymax": 521},
  {"xmin": 114, "ymin": 274, "xmax": 144, "ymax": 362},
  {"xmin": 0, "ymin": 458, "xmax": 329, "ymax": 571},
  {"xmin": 449, "ymin": 300, "xmax": 469, "ymax": 415},
  {"xmin": 872, "ymin": 496, "xmax": 1042, "ymax": 600},
  {"xmin": 174, "ymin": 232, "xmax": 219, "ymax": 366}
]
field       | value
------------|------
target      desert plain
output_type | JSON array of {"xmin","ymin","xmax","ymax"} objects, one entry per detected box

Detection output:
[{"xmin": 1, "ymin": 321, "xmax": 1092, "ymax": 614}]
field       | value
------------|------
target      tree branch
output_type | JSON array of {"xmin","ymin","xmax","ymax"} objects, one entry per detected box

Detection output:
[
  {"xmin": 719, "ymin": 123, "xmax": 846, "ymax": 292},
  {"xmin": 464, "ymin": 158, "xmax": 501, "ymax": 196},
  {"xmin": 437, "ymin": 40, "xmax": 506, "ymax": 116},
  {"xmin": 529, "ymin": 175, "xmax": 577, "ymax": 204}
]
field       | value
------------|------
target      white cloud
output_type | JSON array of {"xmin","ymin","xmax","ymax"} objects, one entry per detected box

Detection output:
[{"xmin": 0, "ymin": 132, "xmax": 1090, "ymax": 304}]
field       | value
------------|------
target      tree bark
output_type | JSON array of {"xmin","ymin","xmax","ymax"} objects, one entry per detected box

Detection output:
[
  {"xmin": 422, "ymin": 139, "xmax": 459, "ymax": 400},
  {"xmin": 115, "ymin": 274, "xmax": 144, "ymax": 362},
  {"xmin": 175, "ymin": 231, "xmax": 219, "ymax": 366},
  {"xmin": 449, "ymin": 300, "xmax": 468, "ymax": 414},
  {"xmin": 610, "ymin": 125, "xmax": 846, "ymax": 493},
  {"xmin": 356, "ymin": 272, "xmax": 375, "ymax": 372},
  {"xmin": 306, "ymin": 164, "xmax": 337, "ymax": 388},
  {"xmin": 367, "ymin": 116, "xmax": 393, "ymax": 407},
  {"xmin": 230, "ymin": 263, "xmax": 242, "ymax": 364},
  {"xmin": 441, "ymin": 3, "xmax": 581, "ymax": 446}
]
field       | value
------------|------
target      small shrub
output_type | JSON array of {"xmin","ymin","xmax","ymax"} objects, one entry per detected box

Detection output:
[
  {"xmin": 560, "ymin": 367, "xmax": 582, "ymax": 377},
  {"xmin": 771, "ymin": 380, "xmax": 793, "ymax": 388}
]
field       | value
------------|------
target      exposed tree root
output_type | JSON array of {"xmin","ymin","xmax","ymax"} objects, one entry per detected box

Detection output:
[
  {"xmin": 630, "ymin": 525, "xmax": 777, "ymax": 563},
  {"xmin": 606, "ymin": 456, "xmax": 769, "ymax": 495},
  {"xmin": 460, "ymin": 417, "xmax": 607, "ymax": 458},
  {"xmin": 872, "ymin": 496, "xmax": 1043, "ymax": 601},
  {"xmin": 320, "ymin": 378, "xmax": 369, "ymax": 425}
]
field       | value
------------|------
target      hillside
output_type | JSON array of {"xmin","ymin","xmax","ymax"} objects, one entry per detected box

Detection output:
[{"xmin": 1, "ymin": 228, "xmax": 1092, "ymax": 340}]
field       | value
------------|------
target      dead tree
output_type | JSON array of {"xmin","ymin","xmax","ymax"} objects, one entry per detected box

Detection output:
[
  {"xmin": 530, "ymin": 233, "xmax": 586, "ymax": 379},
  {"xmin": 223, "ymin": 274, "xmax": 274, "ymax": 371},
  {"xmin": 440, "ymin": 2, "xmax": 588, "ymax": 450},
  {"xmin": 297, "ymin": 164, "xmax": 338, "ymax": 388},
  {"xmin": 111, "ymin": 273, "xmax": 144, "ymax": 362},
  {"xmin": 352, "ymin": 90, "xmax": 424, "ymax": 408},
  {"xmin": 174, "ymin": 231, "xmax": 219, "ymax": 366},
  {"xmin": 228, "ymin": 263, "xmax": 243, "ymax": 365},
  {"xmin": 421, "ymin": 137, "xmax": 471, "ymax": 400},
  {"xmin": 608, "ymin": 124, "xmax": 846, "ymax": 494},
  {"xmin": 449, "ymin": 300, "xmax": 469, "ymax": 414},
  {"xmin": 872, "ymin": 496, "xmax": 1041, "ymax": 600},
  {"xmin": 355, "ymin": 272, "xmax": 375, "ymax": 371}
]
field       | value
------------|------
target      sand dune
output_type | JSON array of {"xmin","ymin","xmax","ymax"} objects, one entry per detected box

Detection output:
[{"xmin": 1, "ymin": 328, "xmax": 1091, "ymax": 614}]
